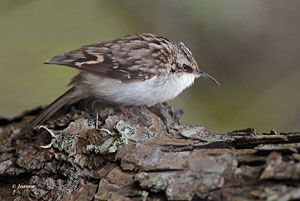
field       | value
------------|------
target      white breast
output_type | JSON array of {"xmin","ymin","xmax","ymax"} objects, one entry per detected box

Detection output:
[{"xmin": 81, "ymin": 73, "xmax": 196, "ymax": 106}]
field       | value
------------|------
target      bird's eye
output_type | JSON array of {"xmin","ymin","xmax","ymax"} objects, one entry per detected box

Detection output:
[{"xmin": 182, "ymin": 63, "xmax": 190, "ymax": 70}]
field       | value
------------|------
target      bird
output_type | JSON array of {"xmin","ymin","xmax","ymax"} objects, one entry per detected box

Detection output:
[{"xmin": 31, "ymin": 33, "xmax": 219, "ymax": 127}]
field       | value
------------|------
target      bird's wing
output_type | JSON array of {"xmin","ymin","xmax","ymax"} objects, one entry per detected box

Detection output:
[{"xmin": 45, "ymin": 34, "xmax": 173, "ymax": 82}]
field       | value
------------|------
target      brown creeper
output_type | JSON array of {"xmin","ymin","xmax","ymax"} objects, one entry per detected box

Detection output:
[{"xmin": 32, "ymin": 33, "xmax": 219, "ymax": 126}]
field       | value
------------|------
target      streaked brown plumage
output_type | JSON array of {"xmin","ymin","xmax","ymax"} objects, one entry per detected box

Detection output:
[{"xmin": 31, "ymin": 33, "xmax": 219, "ymax": 127}]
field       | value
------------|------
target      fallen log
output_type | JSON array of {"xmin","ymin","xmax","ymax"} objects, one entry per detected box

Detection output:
[{"xmin": 0, "ymin": 99, "xmax": 300, "ymax": 201}]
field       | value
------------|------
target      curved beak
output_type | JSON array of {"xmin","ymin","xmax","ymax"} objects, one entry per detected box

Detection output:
[{"xmin": 197, "ymin": 70, "xmax": 220, "ymax": 86}]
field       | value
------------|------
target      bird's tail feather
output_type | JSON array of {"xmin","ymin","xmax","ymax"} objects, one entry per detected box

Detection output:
[{"xmin": 30, "ymin": 86, "xmax": 84, "ymax": 128}]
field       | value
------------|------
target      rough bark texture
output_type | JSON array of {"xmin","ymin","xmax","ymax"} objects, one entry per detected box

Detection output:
[{"xmin": 0, "ymin": 99, "xmax": 300, "ymax": 201}]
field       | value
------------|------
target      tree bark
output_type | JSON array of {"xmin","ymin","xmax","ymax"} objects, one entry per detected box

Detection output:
[{"xmin": 0, "ymin": 99, "xmax": 300, "ymax": 201}]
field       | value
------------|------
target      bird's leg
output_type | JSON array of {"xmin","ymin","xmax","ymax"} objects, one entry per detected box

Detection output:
[{"xmin": 117, "ymin": 104, "xmax": 135, "ymax": 118}]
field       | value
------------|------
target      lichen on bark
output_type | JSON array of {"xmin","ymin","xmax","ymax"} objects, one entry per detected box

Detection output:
[{"xmin": 1, "ymin": 99, "xmax": 300, "ymax": 201}]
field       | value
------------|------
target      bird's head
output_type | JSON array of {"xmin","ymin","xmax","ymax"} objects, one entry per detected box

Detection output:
[{"xmin": 173, "ymin": 42, "xmax": 219, "ymax": 85}]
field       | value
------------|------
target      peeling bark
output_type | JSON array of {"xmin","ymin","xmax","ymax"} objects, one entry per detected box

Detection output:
[{"xmin": 1, "ymin": 99, "xmax": 300, "ymax": 201}]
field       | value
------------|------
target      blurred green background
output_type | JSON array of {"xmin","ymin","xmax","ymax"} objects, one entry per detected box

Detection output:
[{"xmin": 1, "ymin": 0, "xmax": 299, "ymax": 132}]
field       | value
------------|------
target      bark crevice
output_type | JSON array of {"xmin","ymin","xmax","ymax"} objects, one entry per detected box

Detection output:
[{"xmin": 1, "ymin": 99, "xmax": 300, "ymax": 201}]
